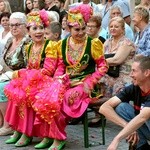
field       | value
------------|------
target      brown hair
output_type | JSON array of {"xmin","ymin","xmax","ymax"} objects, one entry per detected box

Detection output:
[
  {"xmin": 88, "ymin": 15, "xmax": 102, "ymax": 28},
  {"xmin": 134, "ymin": 55, "xmax": 150, "ymax": 71}
]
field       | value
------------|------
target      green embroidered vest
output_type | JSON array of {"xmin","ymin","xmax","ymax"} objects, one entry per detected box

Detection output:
[
  {"xmin": 62, "ymin": 37, "xmax": 96, "ymax": 81},
  {"xmin": 27, "ymin": 40, "xmax": 49, "ymax": 68}
]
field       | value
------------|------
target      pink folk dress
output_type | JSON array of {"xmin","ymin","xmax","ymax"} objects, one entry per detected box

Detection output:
[
  {"xmin": 32, "ymin": 36, "xmax": 108, "ymax": 140},
  {"xmin": 4, "ymin": 40, "xmax": 57, "ymax": 137}
]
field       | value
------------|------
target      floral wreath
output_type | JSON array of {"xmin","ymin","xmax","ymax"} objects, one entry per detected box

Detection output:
[{"xmin": 27, "ymin": 9, "xmax": 49, "ymax": 27}]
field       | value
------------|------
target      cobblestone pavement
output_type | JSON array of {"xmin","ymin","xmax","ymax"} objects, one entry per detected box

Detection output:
[{"xmin": 0, "ymin": 120, "xmax": 128, "ymax": 150}]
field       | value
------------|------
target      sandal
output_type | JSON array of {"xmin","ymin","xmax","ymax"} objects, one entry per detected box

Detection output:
[
  {"xmin": 48, "ymin": 141, "xmax": 66, "ymax": 150},
  {"xmin": 0, "ymin": 127, "xmax": 14, "ymax": 136},
  {"xmin": 15, "ymin": 134, "xmax": 32, "ymax": 147},
  {"xmin": 35, "ymin": 138, "xmax": 53, "ymax": 149}
]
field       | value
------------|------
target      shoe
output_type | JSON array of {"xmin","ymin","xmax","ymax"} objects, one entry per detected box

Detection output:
[
  {"xmin": 35, "ymin": 138, "xmax": 53, "ymax": 149},
  {"xmin": 15, "ymin": 134, "xmax": 32, "ymax": 147},
  {"xmin": 48, "ymin": 141, "xmax": 66, "ymax": 150},
  {"xmin": 5, "ymin": 131, "xmax": 22, "ymax": 144},
  {"xmin": 88, "ymin": 119, "xmax": 106, "ymax": 128},
  {"xmin": 0, "ymin": 127, "xmax": 14, "ymax": 136}
]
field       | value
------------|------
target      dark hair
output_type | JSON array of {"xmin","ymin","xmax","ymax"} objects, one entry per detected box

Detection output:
[
  {"xmin": 38, "ymin": 0, "xmax": 45, "ymax": 10},
  {"xmin": 25, "ymin": 0, "xmax": 33, "ymax": 14},
  {"xmin": 60, "ymin": 10, "xmax": 68, "ymax": 25},
  {"xmin": 0, "ymin": 12, "xmax": 11, "ymax": 22},
  {"xmin": 134, "ymin": 55, "xmax": 150, "ymax": 71}
]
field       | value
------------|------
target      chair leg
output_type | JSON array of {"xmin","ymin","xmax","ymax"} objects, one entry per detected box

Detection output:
[
  {"xmin": 83, "ymin": 109, "xmax": 89, "ymax": 148},
  {"xmin": 101, "ymin": 114, "xmax": 105, "ymax": 145}
]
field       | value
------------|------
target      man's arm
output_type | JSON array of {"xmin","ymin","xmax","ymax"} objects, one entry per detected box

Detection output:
[
  {"xmin": 107, "ymin": 107, "xmax": 150, "ymax": 150},
  {"xmin": 99, "ymin": 96, "xmax": 128, "ymax": 128}
]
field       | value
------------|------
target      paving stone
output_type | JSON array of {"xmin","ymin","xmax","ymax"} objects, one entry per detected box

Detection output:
[{"xmin": 0, "ymin": 120, "xmax": 128, "ymax": 150}]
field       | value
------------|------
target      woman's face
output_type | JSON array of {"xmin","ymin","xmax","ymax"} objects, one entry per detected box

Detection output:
[
  {"xmin": 28, "ymin": 24, "xmax": 45, "ymax": 43},
  {"xmin": 132, "ymin": 12, "xmax": 142, "ymax": 28},
  {"xmin": 86, "ymin": 21, "xmax": 100, "ymax": 38},
  {"xmin": 61, "ymin": 16, "xmax": 67, "ymax": 29},
  {"xmin": 109, "ymin": 20, "xmax": 124, "ymax": 37},
  {"xmin": 110, "ymin": 8, "xmax": 122, "ymax": 19},
  {"xmin": 9, "ymin": 18, "xmax": 26, "ymax": 37},
  {"xmin": 0, "ymin": 16, "xmax": 10, "ymax": 29},
  {"xmin": 0, "ymin": 2, "xmax": 5, "ymax": 12},
  {"xmin": 70, "ymin": 25, "xmax": 86, "ymax": 41},
  {"xmin": 26, "ymin": 0, "xmax": 33, "ymax": 10},
  {"xmin": 33, "ymin": 0, "xmax": 39, "ymax": 9}
]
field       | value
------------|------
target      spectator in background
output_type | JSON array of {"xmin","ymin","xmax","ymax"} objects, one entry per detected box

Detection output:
[
  {"xmin": 0, "ymin": 12, "xmax": 30, "ymax": 136},
  {"xmin": 101, "ymin": 0, "xmax": 131, "ymax": 29},
  {"xmin": 32, "ymin": 0, "xmax": 45, "ymax": 11},
  {"xmin": 0, "ymin": 12, "xmax": 12, "ymax": 58},
  {"xmin": 97, "ymin": 0, "xmax": 106, "ymax": 15},
  {"xmin": 47, "ymin": 10, "xmax": 60, "ymax": 22},
  {"xmin": 88, "ymin": 16, "xmax": 136, "ymax": 127},
  {"xmin": 138, "ymin": 0, "xmax": 150, "ymax": 11},
  {"xmin": 25, "ymin": 0, "xmax": 33, "ymax": 14},
  {"xmin": 0, "ymin": 0, "xmax": 11, "ymax": 33},
  {"xmin": 63, "ymin": 0, "xmax": 101, "ymax": 15},
  {"xmin": 106, "ymin": 5, "xmax": 134, "ymax": 41},
  {"xmin": 100, "ymin": 16, "xmax": 136, "ymax": 113},
  {"xmin": 86, "ymin": 15, "xmax": 106, "ymax": 43},
  {"xmin": 44, "ymin": 0, "xmax": 60, "ymax": 17},
  {"xmin": 0, "ymin": 0, "xmax": 12, "ymax": 14},
  {"xmin": 60, "ymin": 10, "xmax": 70, "ymax": 39},
  {"xmin": 44, "ymin": 21, "xmax": 62, "ymax": 41},
  {"xmin": 54, "ymin": 0, "xmax": 65, "ymax": 12},
  {"xmin": 133, "ymin": 6, "xmax": 150, "ymax": 56}
]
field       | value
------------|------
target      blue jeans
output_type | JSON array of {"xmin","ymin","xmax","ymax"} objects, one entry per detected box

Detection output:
[{"xmin": 115, "ymin": 103, "xmax": 150, "ymax": 148}]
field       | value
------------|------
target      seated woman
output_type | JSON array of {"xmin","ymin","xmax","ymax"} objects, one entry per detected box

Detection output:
[
  {"xmin": 4, "ymin": 10, "xmax": 58, "ymax": 146},
  {"xmin": 90, "ymin": 16, "xmax": 136, "ymax": 127},
  {"xmin": 0, "ymin": 12, "xmax": 30, "ymax": 136},
  {"xmin": 31, "ymin": 4, "xmax": 108, "ymax": 150},
  {"xmin": 101, "ymin": 16, "xmax": 136, "ymax": 98}
]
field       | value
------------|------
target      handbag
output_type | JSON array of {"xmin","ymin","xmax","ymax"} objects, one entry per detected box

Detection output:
[{"xmin": 105, "ymin": 53, "xmax": 120, "ymax": 78}]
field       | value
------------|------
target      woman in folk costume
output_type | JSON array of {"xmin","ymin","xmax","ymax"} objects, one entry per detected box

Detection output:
[
  {"xmin": 32, "ymin": 4, "xmax": 108, "ymax": 150},
  {"xmin": 4, "ymin": 9, "xmax": 58, "ymax": 147}
]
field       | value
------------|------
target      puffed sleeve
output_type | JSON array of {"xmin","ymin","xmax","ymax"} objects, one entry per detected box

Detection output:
[
  {"xmin": 41, "ymin": 41, "xmax": 58, "ymax": 77},
  {"xmin": 53, "ymin": 40, "xmax": 66, "ymax": 77},
  {"xmin": 83, "ymin": 38, "xmax": 108, "ymax": 90}
]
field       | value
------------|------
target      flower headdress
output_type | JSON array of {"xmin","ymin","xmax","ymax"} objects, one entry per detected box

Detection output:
[
  {"xmin": 67, "ymin": 4, "xmax": 93, "ymax": 27},
  {"xmin": 27, "ymin": 9, "xmax": 49, "ymax": 27}
]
